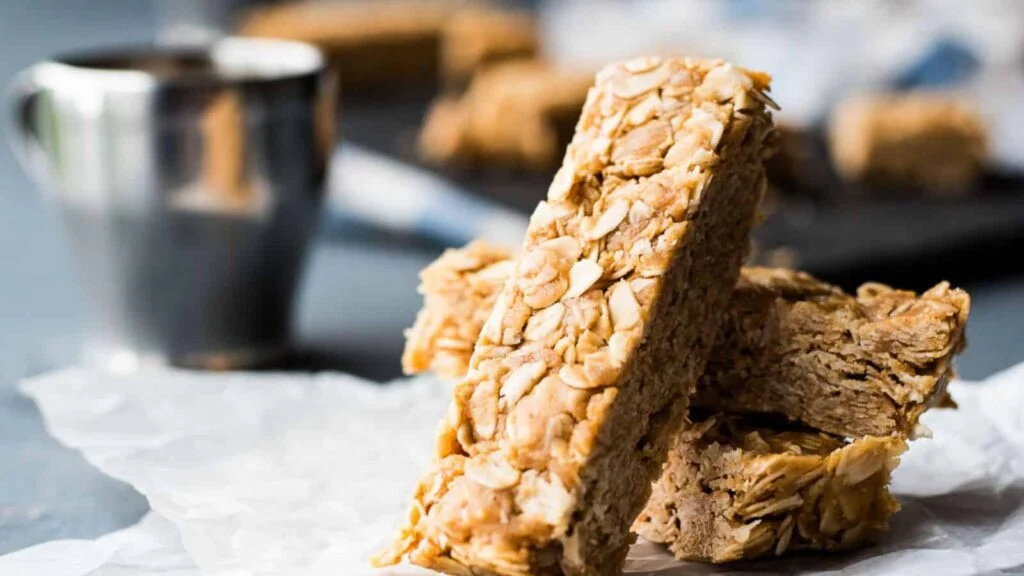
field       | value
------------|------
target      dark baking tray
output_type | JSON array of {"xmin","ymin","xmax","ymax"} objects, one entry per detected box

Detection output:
[{"xmin": 336, "ymin": 87, "xmax": 1024, "ymax": 293}]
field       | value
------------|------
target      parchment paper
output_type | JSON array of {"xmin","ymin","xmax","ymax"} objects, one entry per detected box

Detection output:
[
  {"xmin": 4, "ymin": 364, "xmax": 1024, "ymax": 575},
  {"xmin": 0, "ymin": 512, "xmax": 197, "ymax": 575}
]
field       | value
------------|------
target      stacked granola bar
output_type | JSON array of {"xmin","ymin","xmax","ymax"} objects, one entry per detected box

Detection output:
[
  {"xmin": 380, "ymin": 56, "xmax": 970, "ymax": 574},
  {"xmin": 398, "ymin": 241, "xmax": 968, "ymax": 565},
  {"xmin": 403, "ymin": 245, "xmax": 967, "ymax": 441},
  {"xmin": 637, "ymin": 416, "xmax": 907, "ymax": 562}
]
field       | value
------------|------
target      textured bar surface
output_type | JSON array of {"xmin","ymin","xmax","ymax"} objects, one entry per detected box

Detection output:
[
  {"xmin": 375, "ymin": 56, "xmax": 774, "ymax": 576},
  {"xmin": 404, "ymin": 246, "xmax": 968, "ymax": 438},
  {"xmin": 402, "ymin": 240, "xmax": 515, "ymax": 379},
  {"xmin": 692, "ymin": 267, "xmax": 968, "ymax": 438},
  {"xmin": 634, "ymin": 415, "xmax": 905, "ymax": 563}
]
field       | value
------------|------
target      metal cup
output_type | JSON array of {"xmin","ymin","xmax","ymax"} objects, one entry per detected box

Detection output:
[{"xmin": 10, "ymin": 38, "xmax": 336, "ymax": 371}]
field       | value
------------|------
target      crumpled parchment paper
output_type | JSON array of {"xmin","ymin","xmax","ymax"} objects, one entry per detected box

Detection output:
[
  {"xmin": 0, "ymin": 512, "xmax": 196, "ymax": 575},
  {"xmin": 4, "ymin": 364, "xmax": 1024, "ymax": 575}
]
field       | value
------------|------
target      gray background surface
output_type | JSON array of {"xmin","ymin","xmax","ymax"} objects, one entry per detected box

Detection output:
[{"xmin": 1, "ymin": 0, "xmax": 1023, "ymax": 557}]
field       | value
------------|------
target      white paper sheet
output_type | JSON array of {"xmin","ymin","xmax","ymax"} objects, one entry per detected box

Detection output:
[
  {"xmin": 5, "ymin": 365, "xmax": 1024, "ymax": 575},
  {"xmin": 0, "ymin": 512, "xmax": 197, "ymax": 576}
]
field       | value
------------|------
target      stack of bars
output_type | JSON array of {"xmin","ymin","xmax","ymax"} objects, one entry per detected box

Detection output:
[
  {"xmin": 377, "ymin": 57, "xmax": 971, "ymax": 575},
  {"xmin": 399, "ymin": 245, "xmax": 968, "ymax": 564}
]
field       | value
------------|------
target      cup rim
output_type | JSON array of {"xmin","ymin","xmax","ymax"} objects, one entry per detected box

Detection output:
[{"xmin": 33, "ymin": 37, "xmax": 325, "ymax": 92}]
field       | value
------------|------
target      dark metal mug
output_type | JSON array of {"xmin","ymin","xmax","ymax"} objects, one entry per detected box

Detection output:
[{"xmin": 10, "ymin": 38, "xmax": 336, "ymax": 370}]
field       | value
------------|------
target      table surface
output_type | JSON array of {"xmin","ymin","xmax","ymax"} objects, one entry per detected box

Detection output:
[{"xmin": 2, "ymin": 0, "xmax": 1024, "ymax": 558}]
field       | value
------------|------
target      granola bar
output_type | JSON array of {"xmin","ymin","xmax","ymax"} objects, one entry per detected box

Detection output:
[
  {"xmin": 240, "ymin": 2, "xmax": 539, "ymax": 93},
  {"xmin": 238, "ymin": 1, "xmax": 450, "ymax": 89},
  {"xmin": 693, "ymin": 267, "xmax": 968, "ymax": 438},
  {"xmin": 634, "ymin": 415, "xmax": 906, "ymax": 562},
  {"xmin": 402, "ymin": 240, "xmax": 515, "ymax": 379},
  {"xmin": 441, "ymin": 7, "xmax": 539, "ymax": 90},
  {"xmin": 829, "ymin": 93, "xmax": 987, "ymax": 192},
  {"xmin": 375, "ymin": 57, "xmax": 775, "ymax": 576},
  {"xmin": 403, "ymin": 249, "xmax": 967, "ymax": 438},
  {"xmin": 418, "ymin": 61, "xmax": 593, "ymax": 170}
]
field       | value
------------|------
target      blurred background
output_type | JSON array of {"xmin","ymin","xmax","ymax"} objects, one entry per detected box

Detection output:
[{"xmin": 1, "ymin": 0, "xmax": 1023, "ymax": 554}]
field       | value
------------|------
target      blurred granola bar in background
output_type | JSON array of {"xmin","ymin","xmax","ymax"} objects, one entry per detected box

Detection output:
[
  {"xmin": 829, "ymin": 93, "xmax": 988, "ymax": 192},
  {"xmin": 419, "ymin": 60, "xmax": 593, "ymax": 170},
  {"xmin": 441, "ymin": 6, "xmax": 539, "ymax": 91},
  {"xmin": 239, "ymin": 1, "xmax": 539, "ymax": 92},
  {"xmin": 238, "ymin": 1, "xmax": 450, "ymax": 90}
]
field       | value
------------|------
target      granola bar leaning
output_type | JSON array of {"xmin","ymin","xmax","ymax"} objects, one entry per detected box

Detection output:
[
  {"xmin": 634, "ymin": 415, "xmax": 906, "ymax": 563},
  {"xmin": 374, "ymin": 57, "xmax": 775, "ymax": 576},
  {"xmin": 403, "ymin": 246, "xmax": 968, "ymax": 438}
]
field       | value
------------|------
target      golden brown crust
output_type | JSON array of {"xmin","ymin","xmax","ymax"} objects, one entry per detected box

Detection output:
[
  {"xmin": 377, "ymin": 56, "xmax": 774, "ymax": 576},
  {"xmin": 634, "ymin": 415, "xmax": 906, "ymax": 563},
  {"xmin": 829, "ymin": 92, "xmax": 988, "ymax": 191}
]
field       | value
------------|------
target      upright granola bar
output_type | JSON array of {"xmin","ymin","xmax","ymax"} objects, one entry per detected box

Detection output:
[
  {"xmin": 634, "ymin": 415, "xmax": 906, "ymax": 562},
  {"xmin": 375, "ymin": 57, "xmax": 775, "ymax": 575},
  {"xmin": 403, "ymin": 248, "xmax": 968, "ymax": 438}
]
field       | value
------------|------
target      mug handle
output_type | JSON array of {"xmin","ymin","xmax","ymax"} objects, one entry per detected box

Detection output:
[{"xmin": 7, "ymin": 66, "xmax": 46, "ymax": 183}]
